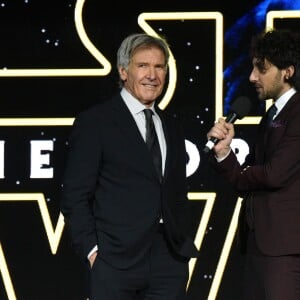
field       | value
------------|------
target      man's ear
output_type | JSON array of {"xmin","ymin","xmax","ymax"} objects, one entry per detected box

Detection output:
[
  {"xmin": 118, "ymin": 66, "xmax": 127, "ymax": 81},
  {"xmin": 284, "ymin": 65, "xmax": 295, "ymax": 80}
]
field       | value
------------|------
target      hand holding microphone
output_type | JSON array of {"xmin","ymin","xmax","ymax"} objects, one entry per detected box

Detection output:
[{"xmin": 203, "ymin": 96, "xmax": 252, "ymax": 154}]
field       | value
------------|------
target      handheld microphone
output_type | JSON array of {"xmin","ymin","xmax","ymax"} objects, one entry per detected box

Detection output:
[{"xmin": 203, "ymin": 96, "xmax": 252, "ymax": 154}]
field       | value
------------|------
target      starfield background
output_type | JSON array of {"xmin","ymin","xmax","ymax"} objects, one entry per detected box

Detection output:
[{"xmin": 0, "ymin": 0, "xmax": 299, "ymax": 299}]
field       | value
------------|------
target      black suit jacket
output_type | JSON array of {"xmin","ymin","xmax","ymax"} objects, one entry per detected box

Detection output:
[
  {"xmin": 61, "ymin": 94, "xmax": 199, "ymax": 269},
  {"xmin": 210, "ymin": 92, "xmax": 300, "ymax": 256}
]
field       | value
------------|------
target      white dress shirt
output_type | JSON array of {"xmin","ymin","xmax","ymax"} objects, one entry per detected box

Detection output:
[{"xmin": 121, "ymin": 88, "xmax": 166, "ymax": 174}]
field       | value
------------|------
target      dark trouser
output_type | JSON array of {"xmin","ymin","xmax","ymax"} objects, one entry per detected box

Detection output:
[
  {"xmin": 242, "ymin": 231, "xmax": 300, "ymax": 300},
  {"xmin": 89, "ymin": 226, "xmax": 189, "ymax": 300}
]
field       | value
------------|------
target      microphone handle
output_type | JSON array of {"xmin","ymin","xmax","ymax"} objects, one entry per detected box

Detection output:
[
  {"xmin": 203, "ymin": 112, "xmax": 238, "ymax": 153},
  {"xmin": 225, "ymin": 112, "xmax": 238, "ymax": 123}
]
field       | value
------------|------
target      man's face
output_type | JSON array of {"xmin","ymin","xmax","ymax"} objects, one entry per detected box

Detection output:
[
  {"xmin": 249, "ymin": 58, "xmax": 287, "ymax": 101},
  {"xmin": 118, "ymin": 46, "xmax": 167, "ymax": 107}
]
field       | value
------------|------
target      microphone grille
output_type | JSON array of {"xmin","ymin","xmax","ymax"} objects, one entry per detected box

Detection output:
[{"xmin": 230, "ymin": 96, "xmax": 252, "ymax": 119}]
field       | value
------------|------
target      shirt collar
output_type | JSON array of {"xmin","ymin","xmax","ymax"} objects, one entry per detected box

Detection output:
[
  {"xmin": 274, "ymin": 88, "xmax": 296, "ymax": 112},
  {"xmin": 120, "ymin": 88, "xmax": 155, "ymax": 115}
]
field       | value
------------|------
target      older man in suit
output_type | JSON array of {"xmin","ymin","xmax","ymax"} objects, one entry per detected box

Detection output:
[
  {"xmin": 206, "ymin": 29, "xmax": 300, "ymax": 300},
  {"xmin": 60, "ymin": 33, "xmax": 199, "ymax": 300}
]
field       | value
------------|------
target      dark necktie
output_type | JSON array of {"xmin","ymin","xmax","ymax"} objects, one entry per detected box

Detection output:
[
  {"xmin": 143, "ymin": 109, "xmax": 162, "ymax": 181},
  {"xmin": 266, "ymin": 104, "xmax": 277, "ymax": 125}
]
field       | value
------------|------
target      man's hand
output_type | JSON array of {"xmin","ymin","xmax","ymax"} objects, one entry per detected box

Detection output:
[
  {"xmin": 89, "ymin": 251, "xmax": 98, "ymax": 268},
  {"xmin": 206, "ymin": 117, "xmax": 235, "ymax": 159}
]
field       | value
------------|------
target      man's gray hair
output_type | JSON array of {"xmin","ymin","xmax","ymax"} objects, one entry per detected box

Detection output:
[{"xmin": 117, "ymin": 33, "xmax": 170, "ymax": 87}]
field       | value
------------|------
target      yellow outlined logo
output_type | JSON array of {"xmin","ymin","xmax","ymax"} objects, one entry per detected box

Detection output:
[
  {"xmin": 138, "ymin": 12, "xmax": 223, "ymax": 111},
  {"xmin": 1, "ymin": 3, "xmax": 297, "ymax": 299},
  {"xmin": 0, "ymin": 193, "xmax": 65, "ymax": 299},
  {"xmin": 0, "ymin": 0, "xmax": 111, "ymax": 78}
]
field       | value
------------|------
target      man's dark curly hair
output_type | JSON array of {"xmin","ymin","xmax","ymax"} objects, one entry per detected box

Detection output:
[{"xmin": 250, "ymin": 29, "xmax": 300, "ymax": 90}]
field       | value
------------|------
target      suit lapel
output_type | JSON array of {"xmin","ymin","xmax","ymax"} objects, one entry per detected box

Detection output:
[
  {"xmin": 262, "ymin": 93, "xmax": 299, "ymax": 155},
  {"xmin": 156, "ymin": 109, "xmax": 174, "ymax": 180},
  {"xmin": 110, "ymin": 95, "xmax": 162, "ymax": 181},
  {"xmin": 111, "ymin": 96, "xmax": 144, "ymax": 147}
]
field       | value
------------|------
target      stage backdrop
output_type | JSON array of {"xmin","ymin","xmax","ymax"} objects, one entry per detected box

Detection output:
[{"xmin": 0, "ymin": 0, "xmax": 300, "ymax": 299}]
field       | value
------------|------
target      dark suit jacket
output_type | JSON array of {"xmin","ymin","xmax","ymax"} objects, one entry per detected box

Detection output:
[
  {"xmin": 210, "ymin": 92, "xmax": 300, "ymax": 256},
  {"xmin": 60, "ymin": 94, "xmax": 199, "ymax": 269}
]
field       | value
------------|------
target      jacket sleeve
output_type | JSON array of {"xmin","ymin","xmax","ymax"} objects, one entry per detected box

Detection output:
[{"xmin": 60, "ymin": 111, "xmax": 101, "ymax": 261}]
